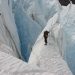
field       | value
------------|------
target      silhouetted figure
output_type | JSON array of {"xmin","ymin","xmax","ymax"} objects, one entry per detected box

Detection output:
[
  {"xmin": 0, "ymin": 13, "xmax": 1, "ymax": 15},
  {"xmin": 31, "ymin": 14, "xmax": 35, "ymax": 20},
  {"xmin": 43, "ymin": 31, "xmax": 49, "ymax": 45}
]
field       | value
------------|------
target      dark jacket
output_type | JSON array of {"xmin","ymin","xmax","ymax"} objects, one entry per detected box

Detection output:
[{"xmin": 44, "ymin": 31, "xmax": 49, "ymax": 38}]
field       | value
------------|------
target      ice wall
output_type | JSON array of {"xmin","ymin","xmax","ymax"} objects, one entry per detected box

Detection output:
[
  {"xmin": 26, "ymin": 0, "xmax": 59, "ymax": 26},
  {"xmin": 13, "ymin": 3, "xmax": 42, "ymax": 61},
  {"xmin": 59, "ymin": 3, "xmax": 75, "ymax": 74},
  {"xmin": 12, "ymin": 0, "xmax": 60, "ymax": 62},
  {"xmin": 0, "ymin": 0, "xmax": 22, "ymax": 58}
]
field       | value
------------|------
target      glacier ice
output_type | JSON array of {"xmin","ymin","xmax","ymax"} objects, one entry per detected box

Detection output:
[
  {"xmin": 29, "ymin": 1, "xmax": 75, "ymax": 74},
  {"xmin": 0, "ymin": 51, "xmax": 67, "ymax": 75},
  {"xmin": 12, "ymin": 0, "xmax": 60, "ymax": 61},
  {"xmin": 29, "ymin": 13, "xmax": 72, "ymax": 75},
  {"xmin": 0, "ymin": 0, "xmax": 22, "ymax": 59},
  {"xmin": 0, "ymin": 0, "xmax": 74, "ymax": 74},
  {"xmin": 13, "ymin": 3, "xmax": 43, "ymax": 61},
  {"xmin": 59, "ymin": 3, "xmax": 75, "ymax": 74}
]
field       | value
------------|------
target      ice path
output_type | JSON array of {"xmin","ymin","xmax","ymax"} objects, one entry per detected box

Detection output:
[
  {"xmin": 29, "ymin": 14, "xmax": 73, "ymax": 75},
  {"xmin": 0, "ymin": 37, "xmax": 72, "ymax": 75},
  {"xmin": 29, "ymin": 28, "xmax": 72, "ymax": 75}
]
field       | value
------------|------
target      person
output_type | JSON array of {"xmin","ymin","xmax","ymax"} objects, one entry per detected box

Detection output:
[
  {"xmin": 0, "ymin": 13, "xmax": 1, "ymax": 15},
  {"xmin": 43, "ymin": 30, "xmax": 49, "ymax": 45}
]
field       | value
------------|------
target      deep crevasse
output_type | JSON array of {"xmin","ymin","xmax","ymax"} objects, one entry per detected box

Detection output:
[
  {"xmin": 12, "ymin": 0, "xmax": 59, "ymax": 61},
  {"xmin": 0, "ymin": 0, "xmax": 74, "ymax": 74}
]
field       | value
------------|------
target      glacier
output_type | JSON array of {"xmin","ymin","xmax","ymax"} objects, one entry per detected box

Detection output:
[
  {"xmin": 12, "ymin": 0, "xmax": 60, "ymax": 61},
  {"xmin": 59, "ymin": 3, "xmax": 75, "ymax": 74},
  {"xmin": 29, "ymin": 1, "xmax": 75, "ymax": 74},
  {"xmin": 0, "ymin": 0, "xmax": 22, "ymax": 59},
  {"xmin": 0, "ymin": 0, "xmax": 75, "ymax": 75},
  {"xmin": 13, "ymin": 2, "xmax": 43, "ymax": 61}
]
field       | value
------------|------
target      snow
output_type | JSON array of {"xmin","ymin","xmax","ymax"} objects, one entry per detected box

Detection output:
[
  {"xmin": 59, "ymin": 3, "xmax": 75, "ymax": 74},
  {"xmin": 0, "ymin": 51, "xmax": 56, "ymax": 75},
  {"xmin": 0, "ymin": 43, "xmax": 17, "ymax": 57},
  {"xmin": 29, "ymin": 13, "xmax": 72, "ymax": 75},
  {"xmin": 0, "ymin": 42, "xmax": 72, "ymax": 75}
]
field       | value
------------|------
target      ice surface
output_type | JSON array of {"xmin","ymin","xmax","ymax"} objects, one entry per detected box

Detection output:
[
  {"xmin": 0, "ymin": 0, "xmax": 74, "ymax": 74},
  {"xmin": 59, "ymin": 3, "xmax": 75, "ymax": 74},
  {"xmin": 13, "ymin": 3, "xmax": 42, "ymax": 61},
  {"xmin": 0, "ymin": 0, "xmax": 22, "ymax": 58},
  {"xmin": 29, "ymin": 13, "xmax": 72, "ymax": 75},
  {"xmin": 0, "ymin": 51, "xmax": 47, "ymax": 75},
  {"xmin": 12, "ymin": 0, "xmax": 62, "ymax": 61}
]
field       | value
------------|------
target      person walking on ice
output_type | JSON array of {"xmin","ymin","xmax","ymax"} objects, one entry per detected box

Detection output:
[{"xmin": 43, "ymin": 30, "xmax": 49, "ymax": 45}]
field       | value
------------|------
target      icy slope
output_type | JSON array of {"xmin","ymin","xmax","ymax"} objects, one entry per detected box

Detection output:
[
  {"xmin": 0, "ymin": 0, "xmax": 22, "ymax": 58},
  {"xmin": 59, "ymin": 3, "xmax": 75, "ymax": 74},
  {"xmin": 0, "ymin": 11, "xmax": 72, "ymax": 75},
  {"xmin": 29, "ymin": 13, "xmax": 72, "ymax": 75},
  {"xmin": 0, "ymin": 51, "xmax": 56, "ymax": 75},
  {"xmin": 0, "ymin": 0, "xmax": 73, "ymax": 74}
]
